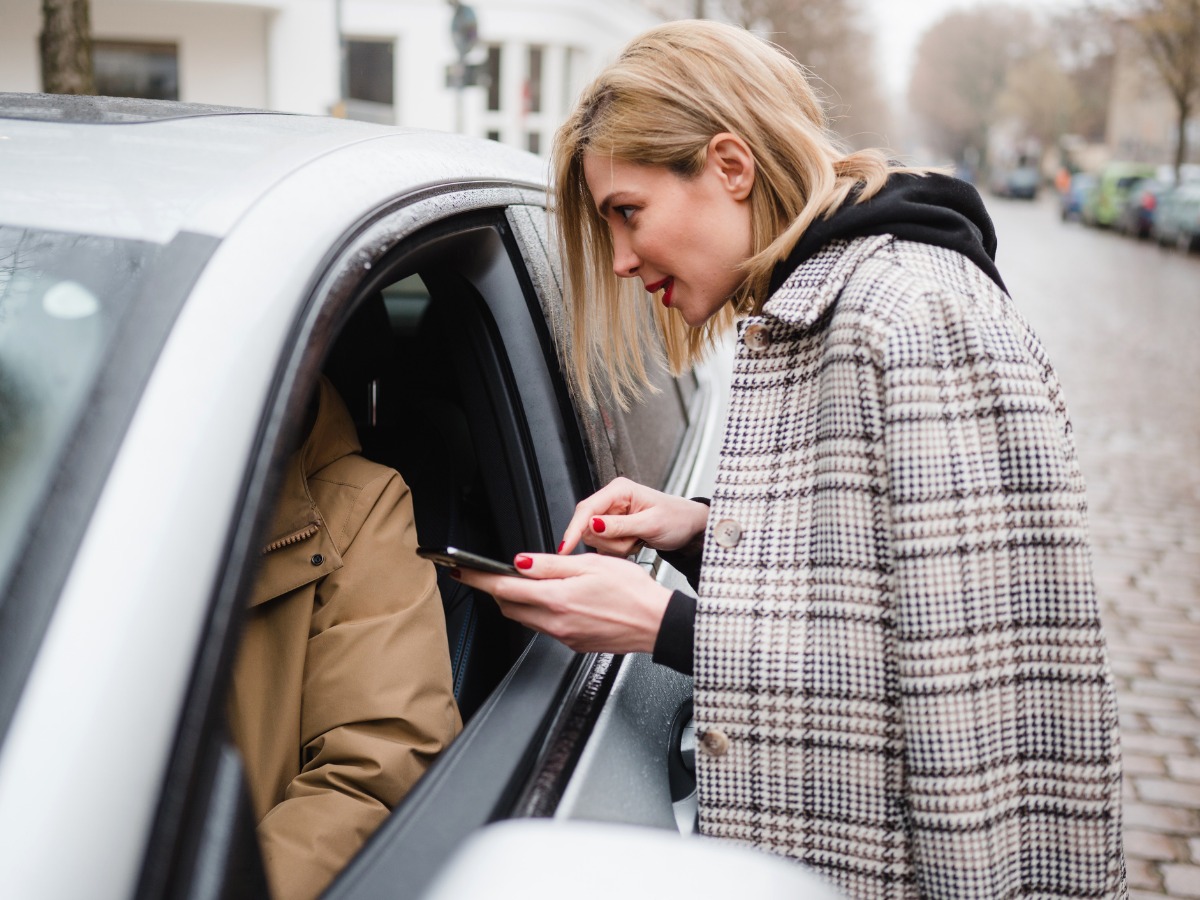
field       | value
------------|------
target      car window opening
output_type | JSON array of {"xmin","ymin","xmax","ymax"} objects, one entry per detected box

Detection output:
[{"xmin": 320, "ymin": 254, "xmax": 534, "ymax": 725}]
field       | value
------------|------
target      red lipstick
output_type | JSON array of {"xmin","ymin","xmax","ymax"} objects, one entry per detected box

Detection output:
[{"xmin": 644, "ymin": 277, "xmax": 674, "ymax": 308}]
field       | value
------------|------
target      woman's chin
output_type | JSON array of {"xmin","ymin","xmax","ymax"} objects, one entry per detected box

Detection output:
[{"xmin": 678, "ymin": 303, "xmax": 721, "ymax": 329}]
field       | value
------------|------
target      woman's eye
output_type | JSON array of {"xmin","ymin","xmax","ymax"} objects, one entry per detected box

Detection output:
[{"xmin": 615, "ymin": 206, "xmax": 635, "ymax": 222}]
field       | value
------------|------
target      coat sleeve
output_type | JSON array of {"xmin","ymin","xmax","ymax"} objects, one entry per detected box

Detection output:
[
  {"xmin": 881, "ymin": 286, "xmax": 1126, "ymax": 897},
  {"xmin": 256, "ymin": 469, "xmax": 462, "ymax": 900}
]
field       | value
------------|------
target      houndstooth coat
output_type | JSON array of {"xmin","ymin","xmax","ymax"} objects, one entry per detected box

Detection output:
[{"xmin": 693, "ymin": 235, "xmax": 1127, "ymax": 898}]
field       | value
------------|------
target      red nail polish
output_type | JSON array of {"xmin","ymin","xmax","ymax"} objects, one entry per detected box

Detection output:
[
  {"xmin": 557, "ymin": 541, "xmax": 565, "ymax": 553},
  {"xmin": 592, "ymin": 517, "xmax": 606, "ymax": 533},
  {"xmin": 449, "ymin": 567, "xmax": 461, "ymax": 579},
  {"xmin": 515, "ymin": 554, "xmax": 533, "ymax": 570}
]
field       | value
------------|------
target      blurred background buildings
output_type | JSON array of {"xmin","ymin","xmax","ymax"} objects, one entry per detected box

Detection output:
[
  {"xmin": 0, "ymin": 0, "xmax": 658, "ymax": 155},
  {"xmin": 1, "ymin": 0, "xmax": 1198, "ymax": 190}
]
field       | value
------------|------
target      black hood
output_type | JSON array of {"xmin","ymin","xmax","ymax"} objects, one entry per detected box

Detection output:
[{"xmin": 768, "ymin": 172, "xmax": 1007, "ymax": 296}]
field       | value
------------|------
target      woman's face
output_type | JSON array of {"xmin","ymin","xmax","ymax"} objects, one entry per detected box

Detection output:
[{"xmin": 582, "ymin": 136, "xmax": 754, "ymax": 328}]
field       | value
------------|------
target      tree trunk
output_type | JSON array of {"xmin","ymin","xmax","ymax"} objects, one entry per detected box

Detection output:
[
  {"xmin": 40, "ymin": 0, "xmax": 94, "ymax": 95},
  {"xmin": 1175, "ymin": 93, "xmax": 1192, "ymax": 182}
]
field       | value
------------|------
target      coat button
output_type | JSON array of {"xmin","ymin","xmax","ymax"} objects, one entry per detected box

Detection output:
[
  {"xmin": 713, "ymin": 518, "xmax": 742, "ymax": 548},
  {"xmin": 743, "ymin": 323, "xmax": 771, "ymax": 351},
  {"xmin": 699, "ymin": 729, "xmax": 730, "ymax": 757},
  {"xmin": 310, "ymin": 554, "xmax": 324, "ymax": 566}
]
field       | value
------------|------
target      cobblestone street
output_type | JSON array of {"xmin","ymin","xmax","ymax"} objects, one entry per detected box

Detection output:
[{"xmin": 988, "ymin": 196, "xmax": 1200, "ymax": 898}]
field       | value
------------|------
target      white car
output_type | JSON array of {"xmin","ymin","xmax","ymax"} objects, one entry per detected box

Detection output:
[{"xmin": 0, "ymin": 94, "xmax": 839, "ymax": 900}]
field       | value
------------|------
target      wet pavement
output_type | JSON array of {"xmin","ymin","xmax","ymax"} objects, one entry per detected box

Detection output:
[{"xmin": 987, "ymin": 194, "xmax": 1200, "ymax": 898}]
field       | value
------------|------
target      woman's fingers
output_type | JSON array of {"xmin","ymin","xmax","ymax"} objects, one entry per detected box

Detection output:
[
  {"xmin": 511, "ymin": 552, "xmax": 587, "ymax": 579},
  {"xmin": 560, "ymin": 477, "xmax": 677, "ymax": 555},
  {"xmin": 584, "ymin": 508, "xmax": 657, "ymax": 557},
  {"xmin": 559, "ymin": 478, "xmax": 638, "ymax": 554},
  {"xmin": 451, "ymin": 552, "xmax": 586, "ymax": 601},
  {"xmin": 451, "ymin": 551, "xmax": 671, "ymax": 654}
]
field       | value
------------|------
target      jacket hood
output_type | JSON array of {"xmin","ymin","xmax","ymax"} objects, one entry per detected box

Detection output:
[
  {"xmin": 249, "ymin": 376, "xmax": 361, "ymax": 606},
  {"xmin": 768, "ymin": 172, "xmax": 1007, "ymax": 297}
]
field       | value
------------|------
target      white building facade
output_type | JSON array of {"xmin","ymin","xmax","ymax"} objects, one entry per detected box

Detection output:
[{"xmin": 0, "ymin": 0, "xmax": 659, "ymax": 153}]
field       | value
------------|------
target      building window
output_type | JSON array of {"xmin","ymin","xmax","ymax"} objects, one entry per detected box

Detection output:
[
  {"xmin": 347, "ymin": 40, "xmax": 394, "ymax": 107},
  {"xmin": 485, "ymin": 45, "xmax": 501, "ymax": 112},
  {"xmin": 526, "ymin": 46, "xmax": 543, "ymax": 114},
  {"xmin": 486, "ymin": 129, "xmax": 501, "ymax": 142},
  {"xmin": 93, "ymin": 41, "xmax": 178, "ymax": 101},
  {"xmin": 526, "ymin": 132, "xmax": 541, "ymax": 155}
]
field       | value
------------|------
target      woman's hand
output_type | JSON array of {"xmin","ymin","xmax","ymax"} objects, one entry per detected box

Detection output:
[
  {"xmin": 560, "ymin": 476, "xmax": 710, "ymax": 558},
  {"xmin": 452, "ymin": 552, "xmax": 672, "ymax": 655}
]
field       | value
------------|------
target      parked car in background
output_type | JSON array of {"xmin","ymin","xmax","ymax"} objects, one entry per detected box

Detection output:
[
  {"xmin": 1060, "ymin": 172, "xmax": 1096, "ymax": 222},
  {"xmin": 989, "ymin": 165, "xmax": 1040, "ymax": 199},
  {"xmin": 1114, "ymin": 177, "xmax": 1172, "ymax": 238},
  {"xmin": 1082, "ymin": 161, "xmax": 1157, "ymax": 227},
  {"xmin": 1152, "ymin": 181, "xmax": 1200, "ymax": 252},
  {"xmin": 0, "ymin": 93, "xmax": 840, "ymax": 900}
]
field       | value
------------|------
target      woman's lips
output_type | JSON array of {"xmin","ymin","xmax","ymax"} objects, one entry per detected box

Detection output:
[{"xmin": 646, "ymin": 277, "xmax": 674, "ymax": 307}]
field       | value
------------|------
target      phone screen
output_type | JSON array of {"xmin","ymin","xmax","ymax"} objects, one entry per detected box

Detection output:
[{"xmin": 417, "ymin": 546, "xmax": 520, "ymax": 576}]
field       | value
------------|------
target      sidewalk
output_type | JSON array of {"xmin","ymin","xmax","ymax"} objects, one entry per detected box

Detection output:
[
  {"xmin": 1090, "ymin": 433, "xmax": 1200, "ymax": 898},
  {"xmin": 980, "ymin": 196, "xmax": 1200, "ymax": 898}
]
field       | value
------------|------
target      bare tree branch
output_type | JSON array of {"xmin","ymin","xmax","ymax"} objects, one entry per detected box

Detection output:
[{"xmin": 1127, "ymin": 0, "xmax": 1200, "ymax": 178}]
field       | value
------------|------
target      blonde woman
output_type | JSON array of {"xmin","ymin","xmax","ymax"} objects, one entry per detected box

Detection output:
[{"xmin": 456, "ymin": 19, "xmax": 1126, "ymax": 899}]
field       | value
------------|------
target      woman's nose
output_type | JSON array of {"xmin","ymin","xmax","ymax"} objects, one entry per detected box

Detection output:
[{"xmin": 611, "ymin": 234, "xmax": 639, "ymax": 279}]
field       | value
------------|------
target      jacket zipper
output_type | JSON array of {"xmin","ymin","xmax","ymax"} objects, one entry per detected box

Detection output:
[{"xmin": 261, "ymin": 523, "xmax": 318, "ymax": 555}]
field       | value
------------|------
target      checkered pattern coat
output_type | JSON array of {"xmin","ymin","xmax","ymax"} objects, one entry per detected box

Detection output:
[{"xmin": 693, "ymin": 235, "xmax": 1126, "ymax": 898}]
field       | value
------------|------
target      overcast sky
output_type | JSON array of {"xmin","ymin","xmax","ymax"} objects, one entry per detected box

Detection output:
[{"xmin": 861, "ymin": 0, "xmax": 1080, "ymax": 99}]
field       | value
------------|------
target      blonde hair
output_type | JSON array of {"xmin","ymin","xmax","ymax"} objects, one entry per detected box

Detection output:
[{"xmin": 552, "ymin": 19, "xmax": 922, "ymax": 407}]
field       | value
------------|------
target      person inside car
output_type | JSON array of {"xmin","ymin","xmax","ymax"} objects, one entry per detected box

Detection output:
[
  {"xmin": 227, "ymin": 374, "xmax": 461, "ymax": 900},
  {"xmin": 456, "ymin": 19, "xmax": 1127, "ymax": 899}
]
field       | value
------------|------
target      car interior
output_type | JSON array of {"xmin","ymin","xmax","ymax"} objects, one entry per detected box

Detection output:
[{"xmin": 320, "ymin": 262, "xmax": 537, "ymax": 721}]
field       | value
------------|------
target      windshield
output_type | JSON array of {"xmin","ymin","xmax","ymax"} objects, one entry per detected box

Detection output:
[{"xmin": 0, "ymin": 226, "xmax": 163, "ymax": 592}]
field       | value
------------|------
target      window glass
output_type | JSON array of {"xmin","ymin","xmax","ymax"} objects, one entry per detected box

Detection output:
[
  {"xmin": 526, "ymin": 46, "xmax": 543, "ymax": 114},
  {"xmin": 485, "ymin": 45, "xmax": 501, "ymax": 112},
  {"xmin": 526, "ymin": 132, "xmax": 540, "ymax": 155},
  {"xmin": 347, "ymin": 40, "xmax": 395, "ymax": 106},
  {"xmin": 0, "ymin": 227, "xmax": 161, "ymax": 606},
  {"xmin": 94, "ymin": 40, "xmax": 179, "ymax": 100}
]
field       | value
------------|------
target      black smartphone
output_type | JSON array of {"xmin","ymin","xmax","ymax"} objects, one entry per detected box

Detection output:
[{"xmin": 417, "ymin": 546, "xmax": 520, "ymax": 576}]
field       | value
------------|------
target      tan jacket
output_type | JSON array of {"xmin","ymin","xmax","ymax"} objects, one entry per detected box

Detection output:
[{"xmin": 228, "ymin": 376, "xmax": 462, "ymax": 900}]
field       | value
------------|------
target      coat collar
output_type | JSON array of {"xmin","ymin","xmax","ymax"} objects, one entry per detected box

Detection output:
[
  {"xmin": 757, "ymin": 235, "xmax": 892, "ymax": 332},
  {"xmin": 247, "ymin": 376, "xmax": 361, "ymax": 608}
]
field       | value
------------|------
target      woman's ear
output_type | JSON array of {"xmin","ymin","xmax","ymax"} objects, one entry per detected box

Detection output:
[{"xmin": 707, "ymin": 133, "xmax": 756, "ymax": 201}]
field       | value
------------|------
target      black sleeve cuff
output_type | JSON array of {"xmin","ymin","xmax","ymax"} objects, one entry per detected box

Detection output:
[
  {"xmin": 651, "ymin": 590, "xmax": 696, "ymax": 676},
  {"xmin": 654, "ymin": 497, "xmax": 710, "ymax": 592}
]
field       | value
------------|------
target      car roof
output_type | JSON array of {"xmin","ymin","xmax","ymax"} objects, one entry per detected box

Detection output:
[
  {"xmin": 0, "ymin": 93, "xmax": 548, "ymax": 244},
  {"xmin": 0, "ymin": 92, "xmax": 273, "ymax": 124}
]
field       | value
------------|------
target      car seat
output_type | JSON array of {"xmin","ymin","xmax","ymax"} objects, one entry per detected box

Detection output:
[{"xmin": 324, "ymin": 292, "xmax": 503, "ymax": 722}]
